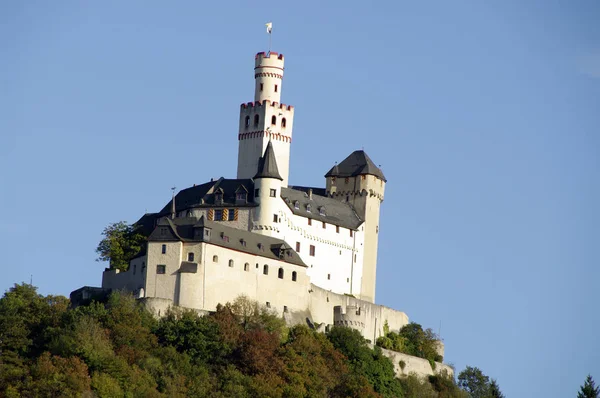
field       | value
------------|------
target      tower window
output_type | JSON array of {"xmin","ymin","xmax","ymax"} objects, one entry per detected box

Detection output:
[
  {"xmin": 278, "ymin": 268, "xmax": 284, "ymax": 279},
  {"xmin": 245, "ymin": 116, "xmax": 250, "ymax": 128},
  {"xmin": 274, "ymin": 84, "xmax": 278, "ymax": 92},
  {"xmin": 271, "ymin": 115, "xmax": 277, "ymax": 125},
  {"xmin": 260, "ymin": 83, "xmax": 264, "ymax": 91},
  {"xmin": 308, "ymin": 218, "xmax": 312, "ymax": 226},
  {"xmin": 254, "ymin": 114, "xmax": 259, "ymax": 127},
  {"xmin": 229, "ymin": 259, "xmax": 234, "ymax": 268},
  {"xmin": 306, "ymin": 204, "xmax": 311, "ymax": 212},
  {"xmin": 161, "ymin": 244, "xmax": 167, "ymax": 254},
  {"xmin": 273, "ymin": 214, "xmax": 278, "ymax": 223},
  {"xmin": 263, "ymin": 264, "xmax": 269, "ymax": 275},
  {"xmin": 295, "ymin": 242, "xmax": 300, "ymax": 252},
  {"xmin": 292, "ymin": 271, "xmax": 297, "ymax": 281},
  {"xmin": 327, "ymin": 274, "xmax": 331, "ymax": 280},
  {"xmin": 244, "ymin": 263, "xmax": 249, "ymax": 271},
  {"xmin": 281, "ymin": 118, "xmax": 286, "ymax": 128},
  {"xmin": 156, "ymin": 265, "xmax": 166, "ymax": 274},
  {"xmin": 213, "ymin": 255, "xmax": 218, "ymax": 263},
  {"xmin": 188, "ymin": 253, "xmax": 194, "ymax": 262},
  {"xmin": 294, "ymin": 201, "xmax": 299, "ymax": 209},
  {"xmin": 270, "ymin": 189, "xmax": 276, "ymax": 197},
  {"xmin": 309, "ymin": 245, "xmax": 315, "ymax": 256}
]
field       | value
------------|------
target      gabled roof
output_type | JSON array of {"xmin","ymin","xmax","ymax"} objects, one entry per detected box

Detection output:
[
  {"xmin": 325, "ymin": 150, "xmax": 386, "ymax": 182},
  {"xmin": 158, "ymin": 178, "xmax": 256, "ymax": 216},
  {"xmin": 280, "ymin": 187, "xmax": 363, "ymax": 230},
  {"xmin": 149, "ymin": 216, "xmax": 307, "ymax": 267},
  {"xmin": 254, "ymin": 141, "xmax": 283, "ymax": 180}
]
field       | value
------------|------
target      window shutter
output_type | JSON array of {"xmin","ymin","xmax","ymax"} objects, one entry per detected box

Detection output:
[
  {"xmin": 222, "ymin": 209, "xmax": 228, "ymax": 221},
  {"xmin": 234, "ymin": 209, "xmax": 239, "ymax": 221},
  {"xmin": 208, "ymin": 209, "xmax": 214, "ymax": 221}
]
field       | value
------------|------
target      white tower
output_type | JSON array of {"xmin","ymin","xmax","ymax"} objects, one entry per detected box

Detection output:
[{"xmin": 237, "ymin": 52, "xmax": 295, "ymax": 187}]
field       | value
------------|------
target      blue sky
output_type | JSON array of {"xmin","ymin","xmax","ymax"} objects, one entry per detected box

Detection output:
[{"xmin": 1, "ymin": 1, "xmax": 598, "ymax": 396}]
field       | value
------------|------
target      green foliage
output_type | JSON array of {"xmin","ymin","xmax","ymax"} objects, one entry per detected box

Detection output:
[
  {"xmin": 457, "ymin": 366, "xmax": 504, "ymax": 398},
  {"xmin": 96, "ymin": 221, "xmax": 147, "ymax": 271},
  {"xmin": 376, "ymin": 321, "xmax": 443, "ymax": 366},
  {"xmin": 327, "ymin": 326, "xmax": 405, "ymax": 398},
  {"xmin": 399, "ymin": 360, "xmax": 406, "ymax": 371},
  {"xmin": 578, "ymin": 375, "xmax": 600, "ymax": 398},
  {"xmin": 0, "ymin": 283, "xmax": 491, "ymax": 398}
]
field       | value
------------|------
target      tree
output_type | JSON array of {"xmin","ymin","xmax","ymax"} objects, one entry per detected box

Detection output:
[
  {"xmin": 458, "ymin": 366, "xmax": 490, "ymax": 398},
  {"xmin": 96, "ymin": 221, "xmax": 146, "ymax": 271},
  {"xmin": 578, "ymin": 375, "xmax": 600, "ymax": 398},
  {"xmin": 489, "ymin": 379, "xmax": 504, "ymax": 398}
]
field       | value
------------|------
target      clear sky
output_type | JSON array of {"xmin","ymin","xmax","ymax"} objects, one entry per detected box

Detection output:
[{"xmin": 1, "ymin": 1, "xmax": 598, "ymax": 396}]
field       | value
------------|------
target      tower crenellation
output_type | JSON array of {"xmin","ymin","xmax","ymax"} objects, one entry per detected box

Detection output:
[{"xmin": 238, "ymin": 52, "xmax": 293, "ymax": 186}]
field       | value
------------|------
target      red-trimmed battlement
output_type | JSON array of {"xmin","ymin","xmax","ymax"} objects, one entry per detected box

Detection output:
[
  {"xmin": 240, "ymin": 101, "xmax": 294, "ymax": 110},
  {"xmin": 255, "ymin": 51, "xmax": 284, "ymax": 60},
  {"xmin": 238, "ymin": 130, "xmax": 292, "ymax": 143}
]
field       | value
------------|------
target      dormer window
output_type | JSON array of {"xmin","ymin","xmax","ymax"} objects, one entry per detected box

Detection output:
[
  {"xmin": 294, "ymin": 201, "xmax": 299, "ymax": 209},
  {"xmin": 214, "ymin": 192, "xmax": 223, "ymax": 204},
  {"xmin": 240, "ymin": 239, "xmax": 247, "ymax": 247},
  {"xmin": 306, "ymin": 204, "xmax": 311, "ymax": 213},
  {"xmin": 319, "ymin": 207, "xmax": 326, "ymax": 216},
  {"xmin": 258, "ymin": 243, "xmax": 264, "ymax": 251},
  {"xmin": 236, "ymin": 192, "xmax": 247, "ymax": 202}
]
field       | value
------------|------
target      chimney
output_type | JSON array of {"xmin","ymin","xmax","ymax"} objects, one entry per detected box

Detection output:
[{"xmin": 308, "ymin": 188, "xmax": 313, "ymax": 200}]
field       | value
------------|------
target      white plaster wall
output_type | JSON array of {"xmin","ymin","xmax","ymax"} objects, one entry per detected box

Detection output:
[
  {"xmin": 254, "ymin": 52, "xmax": 285, "ymax": 103},
  {"xmin": 252, "ymin": 195, "xmax": 366, "ymax": 298},
  {"xmin": 101, "ymin": 255, "xmax": 147, "ymax": 295},
  {"xmin": 181, "ymin": 243, "xmax": 310, "ymax": 315},
  {"xmin": 144, "ymin": 241, "xmax": 182, "ymax": 301}
]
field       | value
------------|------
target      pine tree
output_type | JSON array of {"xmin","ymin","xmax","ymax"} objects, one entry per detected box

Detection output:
[
  {"xmin": 578, "ymin": 375, "xmax": 600, "ymax": 398},
  {"xmin": 489, "ymin": 379, "xmax": 505, "ymax": 398}
]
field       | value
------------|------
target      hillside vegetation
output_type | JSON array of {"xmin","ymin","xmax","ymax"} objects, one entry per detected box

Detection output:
[{"xmin": 0, "ymin": 283, "xmax": 500, "ymax": 397}]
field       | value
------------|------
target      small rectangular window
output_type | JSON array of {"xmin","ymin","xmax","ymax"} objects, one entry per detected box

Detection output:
[
  {"xmin": 274, "ymin": 84, "xmax": 278, "ymax": 92},
  {"xmin": 309, "ymin": 245, "xmax": 315, "ymax": 256},
  {"xmin": 350, "ymin": 229, "xmax": 353, "ymax": 237},
  {"xmin": 228, "ymin": 210, "xmax": 235, "ymax": 221},
  {"xmin": 270, "ymin": 188, "xmax": 276, "ymax": 197},
  {"xmin": 273, "ymin": 214, "xmax": 278, "ymax": 222},
  {"xmin": 266, "ymin": 301, "xmax": 271, "ymax": 308},
  {"xmin": 327, "ymin": 274, "xmax": 331, "ymax": 280},
  {"xmin": 214, "ymin": 209, "xmax": 223, "ymax": 220},
  {"xmin": 160, "ymin": 228, "xmax": 167, "ymax": 236},
  {"xmin": 188, "ymin": 253, "xmax": 194, "ymax": 262},
  {"xmin": 161, "ymin": 244, "xmax": 166, "ymax": 254},
  {"xmin": 156, "ymin": 265, "xmax": 166, "ymax": 274},
  {"xmin": 295, "ymin": 242, "xmax": 300, "ymax": 252},
  {"xmin": 260, "ymin": 83, "xmax": 264, "ymax": 91}
]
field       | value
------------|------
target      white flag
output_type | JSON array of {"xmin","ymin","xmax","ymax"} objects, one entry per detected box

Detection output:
[{"xmin": 266, "ymin": 22, "xmax": 272, "ymax": 34}]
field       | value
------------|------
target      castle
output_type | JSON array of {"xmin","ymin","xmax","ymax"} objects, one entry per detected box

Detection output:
[{"xmin": 77, "ymin": 49, "xmax": 451, "ymax": 378}]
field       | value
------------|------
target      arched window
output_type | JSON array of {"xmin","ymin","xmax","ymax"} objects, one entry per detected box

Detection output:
[
  {"xmin": 271, "ymin": 115, "xmax": 277, "ymax": 125},
  {"xmin": 254, "ymin": 114, "xmax": 260, "ymax": 127},
  {"xmin": 263, "ymin": 264, "xmax": 269, "ymax": 275},
  {"xmin": 278, "ymin": 268, "xmax": 284, "ymax": 279},
  {"xmin": 213, "ymin": 255, "xmax": 218, "ymax": 263},
  {"xmin": 281, "ymin": 118, "xmax": 287, "ymax": 128},
  {"xmin": 244, "ymin": 263, "xmax": 249, "ymax": 271},
  {"xmin": 245, "ymin": 116, "xmax": 250, "ymax": 128},
  {"xmin": 229, "ymin": 259, "xmax": 234, "ymax": 268},
  {"xmin": 292, "ymin": 271, "xmax": 297, "ymax": 282}
]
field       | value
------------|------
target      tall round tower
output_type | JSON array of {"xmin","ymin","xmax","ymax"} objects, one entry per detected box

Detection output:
[{"xmin": 237, "ymin": 52, "xmax": 295, "ymax": 187}]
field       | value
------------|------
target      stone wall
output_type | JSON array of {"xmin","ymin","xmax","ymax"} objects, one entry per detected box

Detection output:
[{"xmin": 370, "ymin": 345, "xmax": 454, "ymax": 379}]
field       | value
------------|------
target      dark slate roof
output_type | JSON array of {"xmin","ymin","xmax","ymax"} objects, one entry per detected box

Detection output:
[
  {"xmin": 254, "ymin": 141, "xmax": 283, "ymax": 180},
  {"xmin": 158, "ymin": 178, "xmax": 257, "ymax": 216},
  {"xmin": 134, "ymin": 213, "xmax": 160, "ymax": 236},
  {"xmin": 288, "ymin": 185, "xmax": 327, "ymax": 197},
  {"xmin": 280, "ymin": 187, "xmax": 363, "ymax": 230},
  {"xmin": 148, "ymin": 216, "xmax": 307, "ymax": 267},
  {"xmin": 325, "ymin": 150, "xmax": 386, "ymax": 182}
]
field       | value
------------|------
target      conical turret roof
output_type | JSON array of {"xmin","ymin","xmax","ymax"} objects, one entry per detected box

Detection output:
[
  {"xmin": 254, "ymin": 141, "xmax": 283, "ymax": 180},
  {"xmin": 325, "ymin": 150, "xmax": 386, "ymax": 181}
]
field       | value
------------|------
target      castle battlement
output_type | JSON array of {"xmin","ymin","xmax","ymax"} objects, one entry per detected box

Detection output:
[
  {"xmin": 255, "ymin": 51, "xmax": 284, "ymax": 62},
  {"xmin": 240, "ymin": 101, "xmax": 294, "ymax": 110}
]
